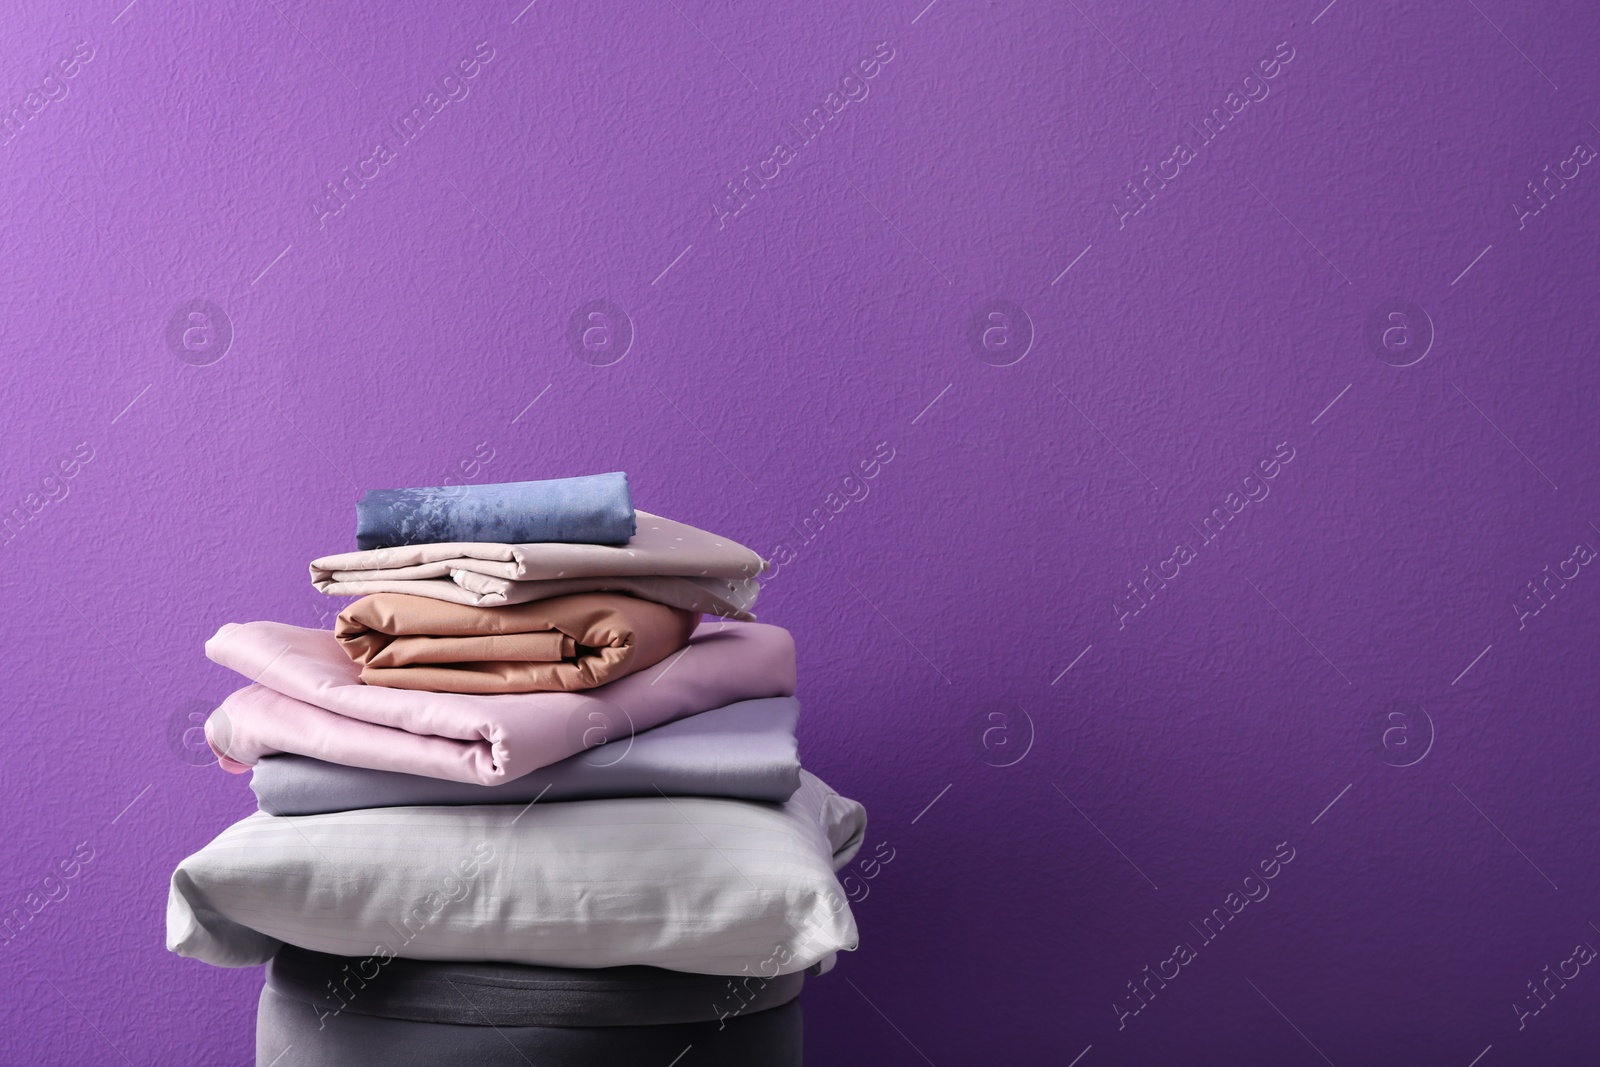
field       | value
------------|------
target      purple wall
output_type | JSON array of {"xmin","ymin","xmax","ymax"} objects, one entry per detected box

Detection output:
[{"xmin": 2, "ymin": 0, "xmax": 1598, "ymax": 1062}]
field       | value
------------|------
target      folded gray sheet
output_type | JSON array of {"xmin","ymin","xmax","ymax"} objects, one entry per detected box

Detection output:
[{"xmin": 249, "ymin": 697, "xmax": 802, "ymax": 815}]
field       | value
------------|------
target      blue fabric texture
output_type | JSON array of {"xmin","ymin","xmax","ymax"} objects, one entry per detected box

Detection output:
[{"xmin": 355, "ymin": 472, "xmax": 634, "ymax": 550}]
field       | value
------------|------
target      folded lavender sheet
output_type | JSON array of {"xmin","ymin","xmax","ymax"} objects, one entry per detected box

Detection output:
[{"xmin": 249, "ymin": 697, "xmax": 802, "ymax": 815}]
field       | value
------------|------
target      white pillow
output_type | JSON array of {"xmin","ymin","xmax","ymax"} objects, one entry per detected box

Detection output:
[{"xmin": 168, "ymin": 772, "xmax": 863, "ymax": 977}]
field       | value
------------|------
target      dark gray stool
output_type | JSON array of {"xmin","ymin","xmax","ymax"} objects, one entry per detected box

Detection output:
[{"xmin": 256, "ymin": 944, "xmax": 804, "ymax": 1066}]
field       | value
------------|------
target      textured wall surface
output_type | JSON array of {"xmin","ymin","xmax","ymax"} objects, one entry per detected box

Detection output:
[{"xmin": 2, "ymin": 1, "xmax": 1599, "ymax": 1063}]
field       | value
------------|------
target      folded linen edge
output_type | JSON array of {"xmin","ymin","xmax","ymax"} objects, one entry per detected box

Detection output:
[{"xmin": 203, "ymin": 693, "xmax": 520, "ymax": 782}]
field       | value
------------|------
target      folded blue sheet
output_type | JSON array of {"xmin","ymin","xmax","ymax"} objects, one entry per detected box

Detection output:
[
  {"xmin": 248, "ymin": 697, "xmax": 803, "ymax": 815},
  {"xmin": 355, "ymin": 472, "xmax": 634, "ymax": 550}
]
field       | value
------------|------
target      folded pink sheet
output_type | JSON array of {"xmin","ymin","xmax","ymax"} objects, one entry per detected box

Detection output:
[{"xmin": 202, "ymin": 620, "xmax": 795, "ymax": 786}]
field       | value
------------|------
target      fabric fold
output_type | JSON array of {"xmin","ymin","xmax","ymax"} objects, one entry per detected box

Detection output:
[
  {"xmin": 248, "ymin": 698, "xmax": 803, "ymax": 815},
  {"xmin": 334, "ymin": 592, "xmax": 697, "ymax": 693},
  {"xmin": 313, "ymin": 572, "xmax": 760, "ymax": 620},
  {"xmin": 204, "ymin": 620, "xmax": 796, "ymax": 785},
  {"xmin": 356, "ymin": 472, "xmax": 635, "ymax": 550},
  {"xmin": 314, "ymin": 511, "xmax": 766, "ymax": 590}
]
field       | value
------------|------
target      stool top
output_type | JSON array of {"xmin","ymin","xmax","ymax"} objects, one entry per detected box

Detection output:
[{"xmin": 265, "ymin": 944, "xmax": 804, "ymax": 1028}]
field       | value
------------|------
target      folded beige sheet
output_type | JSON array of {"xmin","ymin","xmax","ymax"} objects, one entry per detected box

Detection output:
[
  {"xmin": 312, "ymin": 511, "xmax": 765, "ymax": 583},
  {"xmin": 311, "ymin": 512, "xmax": 766, "ymax": 617},
  {"xmin": 315, "ymin": 572, "xmax": 759, "ymax": 619}
]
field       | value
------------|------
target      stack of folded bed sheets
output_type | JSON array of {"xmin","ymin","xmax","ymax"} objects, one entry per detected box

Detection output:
[{"xmin": 166, "ymin": 473, "xmax": 863, "ymax": 1067}]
